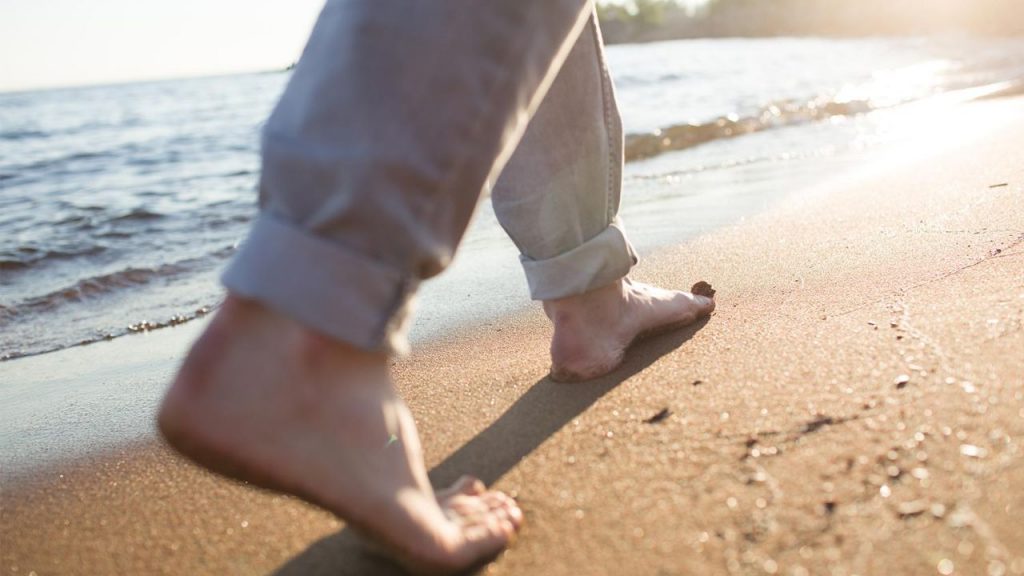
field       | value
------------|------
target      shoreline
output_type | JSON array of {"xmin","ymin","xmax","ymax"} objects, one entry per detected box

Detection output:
[
  {"xmin": 9, "ymin": 75, "xmax": 1011, "ymax": 363},
  {"xmin": 3, "ymin": 96, "xmax": 1024, "ymax": 575},
  {"xmin": 5, "ymin": 37, "xmax": 1023, "ymax": 362}
]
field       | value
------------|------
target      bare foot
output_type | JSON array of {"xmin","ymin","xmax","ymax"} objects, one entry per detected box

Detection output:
[
  {"xmin": 544, "ymin": 278, "xmax": 716, "ymax": 382},
  {"xmin": 158, "ymin": 296, "xmax": 522, "ymax": 575}
]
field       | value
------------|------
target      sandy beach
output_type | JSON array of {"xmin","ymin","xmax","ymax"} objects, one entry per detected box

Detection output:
[{"xmin": 2, "ymin": 95, "xmax": 1023, "ymax": 575}]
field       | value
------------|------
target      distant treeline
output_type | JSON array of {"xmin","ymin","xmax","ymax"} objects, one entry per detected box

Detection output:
[{"xmin": 598, "ymin": 0, "xmax": 1024, "ymax": 43}]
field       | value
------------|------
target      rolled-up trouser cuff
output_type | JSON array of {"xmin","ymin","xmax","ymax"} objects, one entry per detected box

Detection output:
[
  {"xmin": 521, "ymin": 217, "xmax": 638, "ymax": 301},
  {"xmin": 221, "ymin": 215, "xmax": 416, "ymax": 355}
]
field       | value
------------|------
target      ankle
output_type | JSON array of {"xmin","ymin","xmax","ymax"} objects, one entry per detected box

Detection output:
[
  {"xmin": 221, "ymin": 293, "xmax": 388, "ymax": 370},
  {"xmin": 295, "ymin": 326, "xmax": 389, "ymax": 374},
  {"xmin": 542, "ymin": 279, "xmax": 626, "ymax": 325}
]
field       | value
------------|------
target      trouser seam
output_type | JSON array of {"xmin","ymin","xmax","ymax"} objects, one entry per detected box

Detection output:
[{"xmin": 591, "ymin": 15, "xmax": 617, "ymax": 227}]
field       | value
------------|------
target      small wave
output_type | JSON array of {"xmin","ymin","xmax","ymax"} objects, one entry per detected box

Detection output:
[
  {"xmin": 3, "ymin": 264, "xmax": 191, "ymax": 318},
  {"xmin": 0, "ymin": 304, "xmax": 217, "ymax": 362},
  {"xmin": 209, "ymin": 245, "xmax": 238, "ymax": 259},
  {"xmin": 626, "ymin": 151, "xmax": 820, "ymax": 182},
  {"xmin": 109, "ymin": 207, "xmax": 164, "ymax": 222},
  {"xmin": 125, "ymin": 306, "xmax": 215, "ymax": 334},
  {"xmin": 0, "ymin": 128, "xmax": 48, "ymax": 141},
  {"xmin": 97, "ymin": 230, "xmax": 133, "ymax": 239},
  {"xmin": 126, "ymin": 156, "xmax": 167, "ymax": 167},
  {"xmin": 15, "ymin": 150, "xmax": 113, "ymax": 174},
  {"xmin": 52, "ymin": 214, "xmax": 97, "ymax": 229},
  {"xmin": 0, "ymin": 259, "xmax": 28, "ymax": 271},
  {"xmin": 54, "ymin": 150, "xmax": 108, "ymax": 163},
  {"xmin": 614, "ymin": 71, "xmax": 691, "ymax": 88},
  {"xmin": 0, "ymin": 244, "xmax": 107, "ymax": 271},
  {"xmin": 2, "ymin": 246, "xmax": 237, "ymax": 319},
  {"xmin": 624, "ymin": 97, "xmax": 874, "ymax": 162}
]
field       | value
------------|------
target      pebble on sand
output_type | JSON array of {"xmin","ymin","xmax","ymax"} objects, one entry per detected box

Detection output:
[
  {"xmin": 959, "ymin": 444, "xmax": 985, "ymax": 458},
  {"xmin": 897, "ymin": 500, "xmax": 928, "ymax": 517}
]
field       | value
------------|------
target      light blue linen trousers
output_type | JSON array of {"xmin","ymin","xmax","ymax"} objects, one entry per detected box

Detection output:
[{"xmin": 223, "ymin": 1, "xmax": 638, "ymax": 354}]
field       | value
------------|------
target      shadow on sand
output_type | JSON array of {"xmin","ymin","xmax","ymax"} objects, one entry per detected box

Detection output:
[{"xmin": 273, "ymin": 318, "xmax": 709, "ymax": 576}]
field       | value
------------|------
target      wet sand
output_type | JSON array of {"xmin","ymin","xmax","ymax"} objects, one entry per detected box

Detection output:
[{"xmin": 3, "ymin": 97, "xmax": 1024, "ymax": 575}]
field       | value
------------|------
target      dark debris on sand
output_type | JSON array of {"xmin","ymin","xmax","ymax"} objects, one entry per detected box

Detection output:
[
  {"xmin": 691, "ymin": 281, "xmax": 716, "ymax": 298},
  {"xmin": 644, "ymin": 408, "xmax": 672, "ymax": 424}
]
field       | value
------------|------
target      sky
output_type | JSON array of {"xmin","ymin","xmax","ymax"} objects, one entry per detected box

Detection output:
[
  {"xmin": 0, "ymin": 0, "xmax": 704, "ymax": 94},
  {"xmin": 0, "ymin": 0, "xmax": 325, "ymax": 92}
]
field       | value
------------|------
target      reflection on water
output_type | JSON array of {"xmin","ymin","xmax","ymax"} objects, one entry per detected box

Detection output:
[{"xmin": 1, "ymin": 36, "xmax": 1023, "ymax": 360}]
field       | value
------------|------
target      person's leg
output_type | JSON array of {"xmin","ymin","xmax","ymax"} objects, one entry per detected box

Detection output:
[
  {"xmin": 492, "ymin": 12, "xmax": 716, "ymax": 382},
  {"xmin": 158, "ymin": 2, "xmax": 594, "ymax": 573}
]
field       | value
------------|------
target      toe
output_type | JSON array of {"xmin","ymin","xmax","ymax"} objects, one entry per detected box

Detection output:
[
  {"xmin": 421, "ymin": 514, "xmax": 516, "ymax": 574},
  {"xmin": 685, "ymin": 292, "xmax": 715, "ymax": 314},
  {"xmin": 461, "ymin": 515, "xmax": 517, "ymax": 554},
  {"xmin": 481, "ymin": 491, "xmax": 523, "ymax": 528},
  {"xmin": 455, "ymin": 475, "xmax": 486, "ymax": 496},
  {"xmin": 439, "ymin": 488, "xmax": 523, "ymax": 533},
  {"xmin": 481, "ymin": 491, "xmax": 516, "ymax": 511},
  {"xmin": 442, "ymin": 495, "xmax": 490, "ymax": 523},
  {"xmin": 402, "ymin": 514, "xmax": 515, "ymax": 576},
  {"xmin": 436, "ymin": 475, "xmax": 486, "ymax": 500}
]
